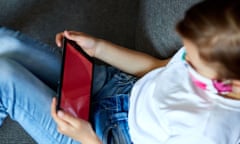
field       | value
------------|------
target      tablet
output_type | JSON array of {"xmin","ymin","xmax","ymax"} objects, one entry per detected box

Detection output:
[{"xmin": 57, "ymin": 37, "xmax": 93, "ymax": 121}]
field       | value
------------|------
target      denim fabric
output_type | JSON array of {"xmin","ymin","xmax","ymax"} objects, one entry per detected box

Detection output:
[
  {"xmin": 91, "ymin": 67, "xmax": 137, "ymax": 144},
  {"xmin": 0, "ymin": 27, "xmax": 137, "ymax": 144},
  {"xmin": 0, "ymin": 27, "xmax": 62, "ymax": 89},
  {"xmin": 0, "ymin": 27, "xmax": 80, "ymax": 144}
]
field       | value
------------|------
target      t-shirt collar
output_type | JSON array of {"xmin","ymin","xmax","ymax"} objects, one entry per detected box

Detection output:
[{"xmin": 182, "ymin": 51, "xmax": 232, "ymax": 95}]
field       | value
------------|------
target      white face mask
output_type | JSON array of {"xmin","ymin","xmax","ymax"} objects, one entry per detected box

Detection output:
[{"xmin": 182, "ymin": 52, "xmax": 232, "ymax": 95}]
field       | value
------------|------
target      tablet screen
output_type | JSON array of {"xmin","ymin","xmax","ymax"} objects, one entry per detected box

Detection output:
[{"xmin": 57, "ymin": 38, "xmax": 93, "ymax": 120}]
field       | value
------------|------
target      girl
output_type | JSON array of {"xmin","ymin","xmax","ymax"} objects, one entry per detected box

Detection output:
[{"xmin": 1, "ymin": 0, "xmax": 240, "ymax": 143}]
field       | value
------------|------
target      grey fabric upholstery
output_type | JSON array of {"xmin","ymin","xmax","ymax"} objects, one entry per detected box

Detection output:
[
  {"xmin": 136, "ymin": 0, "xmax": 201, "ymax": 58},
  {"xmin": 0, "ymin": 117, "xmax": 36, "ymax": 143},
  {"xmin": 0, "ymin": 0, "xmax": 139, "ymax": 48},
  {"xmin": 0, "ymin": 0, "xmax": 201, "ymax": 143}
]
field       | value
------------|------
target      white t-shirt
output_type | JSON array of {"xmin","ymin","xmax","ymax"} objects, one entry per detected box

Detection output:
[{"xmin": 128, "ymin": 48, "xmax": 240, "ymax": 144}]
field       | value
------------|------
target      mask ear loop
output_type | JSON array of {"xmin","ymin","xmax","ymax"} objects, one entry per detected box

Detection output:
[
  {"xmin": 212, "ymin": 79, "xmax": 240, "ymax": 99},
  {"xmin": 212, "ymin": 79, "xmax": 232, "ymax": 95},
  {"xmin": 183, "ymin": 49, "xmax": 240, "ymax": 99},
  {"xmin": 223, "ymin": 80, "xmax": 240, "ymax": 99},
  {"xmin": 213, "ymin": 79, "xmax": 240, "ymax": 99}
]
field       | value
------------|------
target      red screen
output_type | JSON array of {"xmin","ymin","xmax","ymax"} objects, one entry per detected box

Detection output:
[{"xmin": 60, "ymin": 42, "xmax": 92, "ymax": 120}]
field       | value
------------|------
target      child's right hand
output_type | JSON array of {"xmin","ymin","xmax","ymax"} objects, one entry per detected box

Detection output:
[{"xmin": 55, "ymin": 30, "xmax": 99, "ymax": 57}]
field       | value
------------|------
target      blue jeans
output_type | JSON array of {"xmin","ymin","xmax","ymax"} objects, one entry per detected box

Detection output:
[
  {"xmin": 91, "ymin": 67, "xmax": 136, "ymax": 144},
  {"xmin": 0, "ymin": 27, "xmax": 137, "ymax": 144}
]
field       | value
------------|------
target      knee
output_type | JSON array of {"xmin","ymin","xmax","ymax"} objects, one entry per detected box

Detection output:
[
  {"xmin": 0, "ymin": 58, "xmax": 21, "ymax": 83},
  {"xmin": 0, "ymin": 27, "xmax": 22, "ymax": 55}
]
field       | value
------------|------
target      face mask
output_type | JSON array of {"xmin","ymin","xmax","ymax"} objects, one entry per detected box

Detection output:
[{"xmin": 182, "ymin": 51, "xmax": 232, "ymax": 95}]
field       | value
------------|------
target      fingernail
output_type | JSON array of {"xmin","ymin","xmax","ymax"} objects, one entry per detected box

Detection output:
[{"xmin": 57, "ymin": 111, "xmax": 64, "ymax": 118}]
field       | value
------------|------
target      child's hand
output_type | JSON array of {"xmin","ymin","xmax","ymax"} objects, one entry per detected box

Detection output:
[
  {"xmin": 51, "ymin": 98, "xmax": 101, "ymax": 144},
  {"xmin": 55, "ymin": 30, "xmax": 99, "ymax": 57}
]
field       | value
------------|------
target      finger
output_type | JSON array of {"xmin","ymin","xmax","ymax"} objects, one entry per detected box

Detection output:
[
  {"xmin": 64, "ymin": 30, "xmax": 82, "ymax": 37},
  {"xmin": 63, "ymin": 30, "xmax": 86, "ymax": 42},
  {"xmin": 55, "ymin": 32, "xmax": 65, "ymax": 47},
  {"xmin": 51, "ymin": 97, "xmax": 57, "ymax": 116},
  {"xmin": 63, "ymin": 31, "xmax": 74, "ymax": 40},
  {"xmin": 51, "ymin": 98, "xmax": 75, "ymax": 134},
  {"xmin": 51, "ymin": 98, "xmax": 70, "ymax": 127},
  {"xmin": 57, "ymin": 110, "xmax": 82, "ymax": 128},
  {"xmin": 51, "ymin": 97, "xmax": 62, "ymax": 123},
  {"xmin": 65, "ymin": 31, "xmax": 98, "ymax": 49}
]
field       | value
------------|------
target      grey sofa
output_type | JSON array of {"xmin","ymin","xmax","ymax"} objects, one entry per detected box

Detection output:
[{"xmin": 0, "ymin": 0, "xmax": 200, "ymax": 143}]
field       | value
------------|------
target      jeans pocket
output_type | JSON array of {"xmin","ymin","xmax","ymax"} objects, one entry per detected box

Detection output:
[{"xmin": 102, "ymin": 112, "xmax": 132, "ymax": 144}]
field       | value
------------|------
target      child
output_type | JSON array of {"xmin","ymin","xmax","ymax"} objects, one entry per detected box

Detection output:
[{"xmin": 0, "ymin": 0, "xmax": 240, "ymax": 143}]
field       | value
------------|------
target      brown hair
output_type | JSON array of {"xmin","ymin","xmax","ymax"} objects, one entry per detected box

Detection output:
[{"xmin": 176, "ymin": 0, "xmax": 240, "ymax": 79}]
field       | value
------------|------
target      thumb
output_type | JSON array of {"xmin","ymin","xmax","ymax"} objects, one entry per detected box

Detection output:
[
  {"xmin": 63, "ymin": 31, "xmax": 89, "ymax": 48},
  {"xmin": 57, "ymin": 111, "xmax": 80, "ymax": 126}
]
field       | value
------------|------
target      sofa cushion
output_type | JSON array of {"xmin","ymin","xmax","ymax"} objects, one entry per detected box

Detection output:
[
  {"xmin": 135, "ymin": 0, "xmax": 201, "ymax": 58},
  {"xmin": 0, "ymin": 117, "xmax": 35, "ymax": 143}
]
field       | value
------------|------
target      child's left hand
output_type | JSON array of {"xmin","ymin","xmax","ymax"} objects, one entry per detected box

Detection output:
[{"xmin": 51, "ymin": 98, "xmax": 101, "ymax": 144}]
